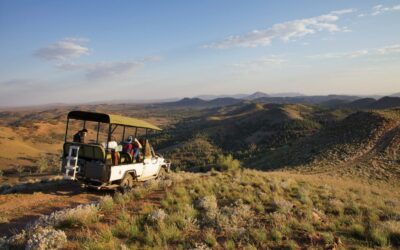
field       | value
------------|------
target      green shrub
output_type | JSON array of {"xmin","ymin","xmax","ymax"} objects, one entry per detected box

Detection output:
[
  {"xmin": 344, "ymin": 203, "xmax": 360, "ymax": 215},
  {"xmin": 204, "ymin": 229, "xmax": 217, "ymax": 247},
  {"xmin": 321, "ymin": 232, "xmax": 334, "ymax": 244},
  {"xmin": 271, "ymin": 229, "xmax": 282, "ymax": 243},
  {"xmin": 250, "ymin": 228, "xmax": 267, "ymax": 242},
  {"xmin": 112, "ymin": 220, "xmax": 132, "ymax": 238},
  {"xmin": 113, "ymin": 192, "xmax": 130, "ymax": 205},
  {"xmin": 351, "ymin": 224, "xmax": 365, "ymax": 239},
  {"xmin": 285, "ymin": 240, "xmax": 299, "ymax": 250},
  {"xmin": 99, "ymin": 195, "xmax": 114, "ymax": 212},
  {"xmin": 225, "ymin": 239, "xmax": 236, "ymax": 250},
  {"xmin": 369, "ymin": 228, "xmax": 388, "ymax": 247},
  {"xmin": 215, "ymin": 154, "xmax": 241, "ymax": 171}
]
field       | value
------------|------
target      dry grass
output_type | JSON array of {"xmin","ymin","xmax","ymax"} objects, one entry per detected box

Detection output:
[{"xmin": 1, "ymin": 170, "xmax": 394, "ymax": 249}]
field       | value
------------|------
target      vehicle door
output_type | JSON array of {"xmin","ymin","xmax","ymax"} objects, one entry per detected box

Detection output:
[{"xmin": 142, "ymin": 157, "xmax": 159, "ymax": 178}]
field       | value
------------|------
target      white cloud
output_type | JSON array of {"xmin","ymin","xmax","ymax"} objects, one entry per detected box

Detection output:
[
  {"xmin": 330, "ymin": 8, "xmax": 357, "ymax": 15},
  {"xmin": 34, "ymin": 36, "xmax": 162, "ymax": 81},
  {"xmin": 58, "ymin": 57, "xmax": 160, "ymax": 80},
  {"xmin": 309, "ymin": 50, "xmax": 368, "ymax": 59},
  {"xmin": 371, "ymin": 4, "xmax": 400, "ymax": 16},
  {"xmin": 233, "ymin": 56, "xmax": 285, "ymax": 68},
  {"xmin": 34, "ymin": 37, "xmax": 90, "ymax": 61},
  {"xmin": 377, "ymin": 44, "xmax": 400, "ymax": 54},
  {"xmin": 310, "ymin": 44, "xmax": 400, "ymax": 60},
  {"xmin": 204, "ymin": 9, "xmax": 356, "ymax": 49}
]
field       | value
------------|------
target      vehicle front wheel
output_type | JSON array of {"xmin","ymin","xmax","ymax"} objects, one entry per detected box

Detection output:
[
  {"xmin": 156, "ymin": 167, "xmax": 167, "ymax": 180},
  {"xmin": 119, "ymin": 174, "xmax": 134, "ymax": 193}
]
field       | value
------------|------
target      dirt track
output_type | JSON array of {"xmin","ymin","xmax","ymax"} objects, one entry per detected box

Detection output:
[{"xmin": 0, "ymin": 181, "xmax": 104, "ymax": 237}]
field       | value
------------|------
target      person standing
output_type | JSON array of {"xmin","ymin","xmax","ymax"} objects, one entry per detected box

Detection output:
[{"xmin": 73, "ymin": 129, "xmax": 88, "ymax": 143}]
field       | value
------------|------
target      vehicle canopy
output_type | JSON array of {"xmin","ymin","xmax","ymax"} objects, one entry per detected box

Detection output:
[{"xmin": 67, "ymin": 111, "xmax": 162, "ymax": 130}]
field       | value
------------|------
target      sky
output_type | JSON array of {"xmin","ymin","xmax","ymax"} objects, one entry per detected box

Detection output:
[{"xmin": 0, "ymin": 0, "xmax": 400, "ymax": 106}]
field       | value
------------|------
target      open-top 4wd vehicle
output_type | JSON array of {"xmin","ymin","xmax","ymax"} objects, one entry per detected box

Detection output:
[{"xmin": 61, "ymin": 111, "xmax": 170, "ymax": 191}]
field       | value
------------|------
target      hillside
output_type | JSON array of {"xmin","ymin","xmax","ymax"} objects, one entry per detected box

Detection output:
[
  {"xmin": 254, "ymin": 109, "xmax": 400, "ymax": 182},
  {"xmin": 333, "ymin": 96, "xmax": 400, "ymax": 110},
  {"xmin": 160, "ymin": 103, "xmax": 400, "ymax": 183},
  {"xmin": 0, "ymin": 103, "xmax": 192, "ymax": 174},
  {"xmin": 1, "ymin": 99, "xmax": 399, "ymax": 183},
  {"xmin": 0, "ymin": 101, "xmax": 399, "ymax": 249},
  {"xmin": 1, "ymin": 170, "xmax": 399, "ymax": 249},
  {"xmin": 162, "ymin": 103, "xmax": 323, "ymax": 169}
]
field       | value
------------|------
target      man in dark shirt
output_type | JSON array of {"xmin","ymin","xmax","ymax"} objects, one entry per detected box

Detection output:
[{"xmin": 73, "ymin": 129, "xmax": 88, "ymax": 143}]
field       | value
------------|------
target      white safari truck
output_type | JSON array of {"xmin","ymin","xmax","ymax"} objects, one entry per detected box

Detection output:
[{"xmin": 62, "ymin": 111, "xmax": 170, "ymax": 191}]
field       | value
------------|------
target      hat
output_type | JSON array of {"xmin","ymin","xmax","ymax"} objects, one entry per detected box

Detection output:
[
  {"xmin": 81, "ymin": 129, "xmax": 88, "ymax": 133},
  {"xmin": 127, "ymin": 136, "xmax": 133, "ymax": 143}
]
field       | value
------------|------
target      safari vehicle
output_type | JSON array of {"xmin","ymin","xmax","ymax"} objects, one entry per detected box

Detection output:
[{"xmin": 62, "ymin": 111, "xmax": 170, "ymax": 191}]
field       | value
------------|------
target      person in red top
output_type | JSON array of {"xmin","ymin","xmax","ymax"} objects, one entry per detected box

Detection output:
[{"xmin": 122, "ymin": 136, "xmax": 134, "ymax": 156}]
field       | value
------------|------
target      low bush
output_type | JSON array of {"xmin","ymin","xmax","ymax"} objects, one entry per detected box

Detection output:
[
  {"xmin": 26, "ymin": 226, "xmax": 67, "ymax": 250},
  {"xmin": 215, "ymin": 154, "xmax": 241, "ymax": 171},
  {"xmin": 99, "ymin": 195, "xmax": 114, "ymax": 212}
]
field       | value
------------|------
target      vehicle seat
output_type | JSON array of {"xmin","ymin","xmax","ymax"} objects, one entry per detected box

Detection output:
[
  {"xmin": 119, "ymin": 152, "xmax": 133, "ymax": 164},
  {"xmin": 63, "ymin": 142, "xmax": 105, "ymax": 161}
]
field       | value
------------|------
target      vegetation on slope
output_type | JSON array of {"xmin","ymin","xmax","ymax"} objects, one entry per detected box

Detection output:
[
  {"xmin": 255, "ymin": 109, "xmax": 400, "ymax": 181},
  {"xmin": 4, "ymin": 170, "xmax": 399, "ymax": 249},
  {"xmin": 161, "ymin": 103, "xmax": 322, "ymax": 163}
]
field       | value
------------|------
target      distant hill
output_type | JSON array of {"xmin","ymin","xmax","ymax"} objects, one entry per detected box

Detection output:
[
  {"xmin": 391, "ymin": 92, "xmax": 400, "ymax": 97},
  {"xmin": 165, "ymin": 97, "xmax": 207, "ymax": 107},
  {"xmin": 254, "ymin": 95, "xmax": 360, "ymax": 105},
  {"xmin": 369, "ymin": 96, "xmax": 400, "ymax": 109},
  {"xmin": 336, "ymin": 96, "xmax": 400, "ymax": 110},
  {"xmin": 195, "ymin": 94, "xmax": 247, "ymax": 100},
  {"xmin": 195, "ymin": 92, "xmax": 305, "ymax": 101},
  {"xmin": 245, "ymin": 91, "xmax": 270, "ymax": 100},
  {"xmin": 164, "ymin": 97, "xmax": 242, "ymax": 108},
  {"xmin": 345, "ymin": 98, "xmax": 376, "ymax": 109},
  {"xmin": 165, "ymin": 94, "xmax": 364, "ymax": 108}
]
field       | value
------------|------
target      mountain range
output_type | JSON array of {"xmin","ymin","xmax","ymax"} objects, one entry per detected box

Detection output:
[{"xmin": 165, "ymin": 93, "xmax": 400, "ymax": 109}]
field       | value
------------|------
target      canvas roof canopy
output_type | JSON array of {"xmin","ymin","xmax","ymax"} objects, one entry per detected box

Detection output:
[{"xmin": 67, "ymin": 111, "xmax": 162, "ymax": 131}]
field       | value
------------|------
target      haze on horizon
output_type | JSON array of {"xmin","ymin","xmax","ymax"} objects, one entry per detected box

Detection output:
[{"xmin": 0, "ymin": 0, "xmax": 399, "ymax": 107}]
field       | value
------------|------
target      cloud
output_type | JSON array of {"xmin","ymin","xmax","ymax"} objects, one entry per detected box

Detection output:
[
  {"xmin": 371, "ymin": 4, "xmax": 400, "ymax": 16},
  {"xmin": 310, "ymin": 50, "xmax": 369, "ymax": 59},
  {"xmin": 377, "ymin": 44, "xmax": 400, "ymax": 54},
  {"xmin": 0, "ymin": 79, "xmax": 40, "ymax": 94},
  {"xmin": 58, "ymin": 57, "xmax": 160, "ymax": 80},
  {"xmin": 0, "ymin": 78, "xmax": 34, "ymax": 87},
  {"xmin": 310, "ymin": 44, "xmax": 400, "ymax": 60},
  {"xmin": 330, "ymin": 9, "xmax": 357, "ymax": 15},
  {"xmin": 34, "ymin": 36, "xmax": 162, "ymax": 81},
  {"xmin": 34, "ymin": 37, "xmax": 90, "ymax": 61},
  {"xmin": 233, "ymin": 56, "xmax": 285, "ymax": 68},
  {"xmin": 204, "ymin": 9, "xmax": 356, "ymax": 49}
]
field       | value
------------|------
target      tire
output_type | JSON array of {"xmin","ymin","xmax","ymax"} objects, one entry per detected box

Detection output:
[{"xmin": 119, "ymin": 173, "xmax": 134, "ymax": 193}]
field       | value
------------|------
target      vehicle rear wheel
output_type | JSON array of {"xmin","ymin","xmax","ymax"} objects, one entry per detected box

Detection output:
[{"xmin": 119, "ymin": 174, "xmax": 134, "ymax": 193}]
